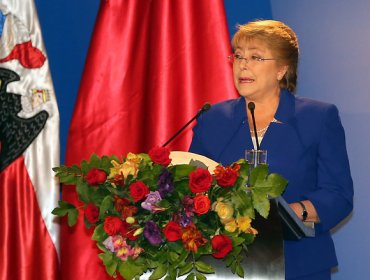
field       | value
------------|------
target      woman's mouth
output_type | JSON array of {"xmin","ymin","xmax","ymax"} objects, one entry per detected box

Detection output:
[{"xmin": 239, "ymin": 77, "xmax": 255, "ymax": 83}]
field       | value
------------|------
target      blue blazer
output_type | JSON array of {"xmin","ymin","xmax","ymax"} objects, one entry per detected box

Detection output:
[{"xmin": 189, "ymin": 90, "xmax": 353, "ymax": 278}]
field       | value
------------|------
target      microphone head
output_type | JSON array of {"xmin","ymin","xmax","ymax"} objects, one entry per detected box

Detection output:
[
  {"xmin": 202, "ymin": 102, "xmax": 212, "ymax": 112},
  {"xmin": 247, "ymin": 102, "xmax": 255, "ymax": 111}
]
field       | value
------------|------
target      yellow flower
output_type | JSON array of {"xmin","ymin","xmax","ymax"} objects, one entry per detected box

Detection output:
[
  {"xmin": 236, "ymin": 216, "xmax": 257, "ymax": 234},
  {"xmin": 109, "ymin": 153, "xmax": 142, "ymax": 179},
  {"xmin": 224, "ymin": 219, "xmax": 238, "ymax": 233},
  {"xmin": 212, "ymin": 198, "xmax": 234, "ymax": 223}
]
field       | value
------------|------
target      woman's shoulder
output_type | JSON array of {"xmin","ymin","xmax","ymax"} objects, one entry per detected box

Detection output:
[
  {"xmin": 295, "ymin": 95, "xmax": 337, "ymax": 111},
  {"xmin": 204, "ymin": 97, "xmax": 245, "ymax": 119},
  {"xmin": 294, "ymin": 95, "xmax": 339, "ymax": 120}
]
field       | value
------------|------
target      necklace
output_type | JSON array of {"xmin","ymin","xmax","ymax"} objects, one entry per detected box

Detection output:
[{"xmin": 250, "ymin": 118, "xmax": 278, "ymax": 137}]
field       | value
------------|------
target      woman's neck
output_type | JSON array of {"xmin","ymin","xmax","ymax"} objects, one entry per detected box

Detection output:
[{"xmin": 245, "ymin": 90, "xmax": 280, "ymax": 133}]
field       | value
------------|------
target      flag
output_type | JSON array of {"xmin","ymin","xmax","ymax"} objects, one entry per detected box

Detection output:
[
  {"xmin": 0, "ymin": 1, "xmax": 60, "ymax": 279},
  {"xmin": 61, "ymin": 0, "xmax": 237, "ymax": 279}
]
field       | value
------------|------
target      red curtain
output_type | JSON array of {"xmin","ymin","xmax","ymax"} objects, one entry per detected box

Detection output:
[
  {"xmin": 0, "ymin": 158, "xmax": 59, "ymax": 280},
  {"xmin": 61, "ymin": 0, "xmax": 237, "ymax": 279}
]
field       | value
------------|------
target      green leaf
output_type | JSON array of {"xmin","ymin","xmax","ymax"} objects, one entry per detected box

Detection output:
[
  {"xmin": 224, "ymin": 254, "xmax": 233, "ymax": 267},
  {"xmin": 172, "ymin": 250, "xmax": 189, "ymax": 267},
  {"xmin": 178, "ymin": 262, "xmax": 193, "ymax": 276},
  {"xmin": 92, "ymin": 224, "xmax": 108, "ymax": 242},
  {"xmin": 239, "ymin": 233, "xmax": 255, "ymax": 245},
  {"xmin": 52, "ymin": 166, "xmax": 62, "ymax": 172},
  {"xmin": 236, "ymin": 159, "xmax": 249, "ymax": 177},
  {"xmin": 185, "ymin": 272, "xmax": 195, "ymax": 280},
  {"xmin": 149, "ymin": 263, "xmax": 167, "ymax": 280},
  {"xmin": 89, "ymin": 153, "xmax": 101, "ymax": 168},
  {"xmin": 101, "ymin": 156, "xmax": 113, "ymax": 171},
  {"xmin": 98, "ymin": 252, "xmax": 117, "ymax": 276},
  {"xmin": 235, "ymin": 263, "xmax": 244, "ymax": 278},
  {"xmin": 99, "ymin": 195, "xmax": 113, "ymax": 217},
  {"xmin": 233, "ymin": 175, "xmax": 248, "ymax": 192},
  {"xmin": 230, "ymin": 260, "xmax": 237, "ymax": 273},
  {"xmin": 52, "ymin": 201, "xmax": 75, "ymax": 215},
  {"xmin": 157, "ymin": 199, "xmax": 171, "ymax": 209},
  {"xmin": 167, "ymin": 241, "xmax": 186, "ymax": 254},
  {"xmin": 231, "ymin": 237, "xmax": 245, "ymax": 247},
  {"xmin": 249, "ymin": 164, "xmax": 268, "ymax": 186},
  {"xmin": 231, "ymin": 190, "xmax": 255, "ymax": 218},
  {"xmin": 168, "ymin": 251, "xmax": 179, "ymax": 264},
  {"xmin": 80, "ymin": 159, "xmax": 90, "ymax": 174},
  {"xmin": 51, "ymin": 207, "xmax": 69, "ymax": 217},
  {"xmin": 231, "ymin": 245, "xmax": 243, "ymax": 257},
  {"xmin": 67, "ymin": 207, "xmax": 79, "ymax": 226},
  {"xmin": 195, "ymin": 272, "xmax": 207, "ymax": 280},
  {"xmin": 252, "ymin": 189, "xmax": 270, "ymax": 218},
  {"xmin": 118, "ymin": 258, "xmax": 145, "ymax": 280},
  {"xmin": 167, "ymin": 266, "xmax": 177, "ymax": 280},
  {"xmin": 70, "ymin": 164, "xmax": 82, "ymax": 173},
  {"xmin": 51, "ymin": 201, "xmax": 79, "ymax": 226},
  {"xmin": 58, "ymin": 173, "xmax": 79, "ymax": 184},
  {"xmin": 264, "ymin": 173, "xmax": 288, "ymax": 197},
  {"xmin": 76, "ymin": 180, "xmax": 91, "ymax": 203},
  {"xmin": 171, "ymin": 164, "xmax": 196, "ymax": 180},
  {"xmin": 195, "ymin": 261, "xmax": 214, "ymax": 274}
]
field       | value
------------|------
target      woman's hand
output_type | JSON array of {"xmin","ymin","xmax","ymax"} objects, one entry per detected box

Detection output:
[{"xmin": 290, "ymin": 200, "xmax": 320, "ymax": 223}]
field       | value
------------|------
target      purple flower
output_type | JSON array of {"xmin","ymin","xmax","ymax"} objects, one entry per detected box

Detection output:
[
  {"xmin": 144, "ymin": 220, "xmax": 163, "ymax": 245},
  {"xmin": 141, "ymin": 191, "xmax": 162, "ymax": 212},
  {"xmin": 179, "ymin": 214, "xmax": 192, "ymax": 227},
  {"xmin": 157, "ymin": 169, "xmax": 174, "ymax": 198},
  {"xmin": 103, "ymin": 236, "xmax": 115, "ymax": 252}
]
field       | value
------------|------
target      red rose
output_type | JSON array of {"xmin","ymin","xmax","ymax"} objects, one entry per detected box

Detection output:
[
  {"xmin": 86, "ymin": 168, "xmax": 107, "ymax": 186},
  {"xmin": 211, "ymin": 235, "xmax": 233, "ymax": 258},
  {"xmin": 189, "ymin": 168, "xmax": 212, "ymax": 193},
  {"xmin": 149, "ymin": 146, "xmax": 172, "ymax": 166},
  {"xmin": 214, "ymin": 164, "xmax": 240, "ymax": 188},
  {"xmin": 84, "ymin": 203, "xmax": 99, "ymax": 224},
  {"xmin": 162, "ymin": 221, "xmax": 182, "ymax": 241},
  {"xmin": 193, "ymin": 194, "xmax": 211, "ymax": 215},
  {"xmin": 129, "ymin": 181, "xmax": 150, "ymax": 202},
  {"xmin": 103, "ymin": 216, "xmax": 123, "ymax": 235}
]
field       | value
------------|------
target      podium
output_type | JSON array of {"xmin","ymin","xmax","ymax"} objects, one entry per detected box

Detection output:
[{"xmin": 168, "ymin": 152, "xmax": 315, "ymax": 280}]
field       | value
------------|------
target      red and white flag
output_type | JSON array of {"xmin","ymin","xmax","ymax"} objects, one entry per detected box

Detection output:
[
  {"xmin": 0, "ymin": 1, "xmax": 60, "ymax": 279},
  {"xmin": 62, "ymin": 0, "xmax": 237, "ymax": 279}
]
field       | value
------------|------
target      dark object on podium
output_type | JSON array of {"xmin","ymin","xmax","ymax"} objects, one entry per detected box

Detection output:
[
  {"xmin": 236, "ymin": 197, "xmax": 315, "ymax": 279},
  {"xmin": 275, "ymin": 196, "xmax": 315, "ymax": 240}
]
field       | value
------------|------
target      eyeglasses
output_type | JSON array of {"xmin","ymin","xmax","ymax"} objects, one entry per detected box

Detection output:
[{"xmin": 228, "ymin": 54, "xmax": 276, "ymax": 65}]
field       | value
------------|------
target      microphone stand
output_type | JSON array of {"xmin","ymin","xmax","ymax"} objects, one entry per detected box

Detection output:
[
  {"xmin": 248, "ymin": 102, "xmax": 260, "ymax": 150},
  {"xmin": 162, "ymin": 103, "xmax": 211, "ymax": 147}
]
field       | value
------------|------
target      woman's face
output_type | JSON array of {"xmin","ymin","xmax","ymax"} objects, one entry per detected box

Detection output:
[{"xmin": 232, "ymin": 39, "xmax": 287, "ymax": 101}]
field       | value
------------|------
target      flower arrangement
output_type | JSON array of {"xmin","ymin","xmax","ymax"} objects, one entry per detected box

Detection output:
[{"xmin": 52, "ymin": 147, "xmax": 287, "ymax": 280}]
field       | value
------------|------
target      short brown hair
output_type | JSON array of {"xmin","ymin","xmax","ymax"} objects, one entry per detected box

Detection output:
[{"xmin": 231, "ymin": 20, "xmax": 299, "ymax": 93}]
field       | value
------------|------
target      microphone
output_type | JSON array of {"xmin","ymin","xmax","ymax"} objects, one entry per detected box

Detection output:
[
  {"xmin": 162, "ymin": 102, "xmax": 212, "ymax": 147},
  {"xmin": 247, "ymin": 102, "xmax": 260, "ymax": 150}
]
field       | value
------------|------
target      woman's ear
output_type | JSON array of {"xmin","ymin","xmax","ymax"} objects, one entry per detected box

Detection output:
[{"xmin": 277, "ymin": 65, "xmax": 289, "ymax": 81}]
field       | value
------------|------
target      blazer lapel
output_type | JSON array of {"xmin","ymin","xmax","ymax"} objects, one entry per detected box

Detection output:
[
  {"xmin": 216, "ymin": 97, "xmax": 254, "ymax": 164},
  {"xmin": 261, "ymin": 90, "xmax": 296, "ymax": 150}
]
